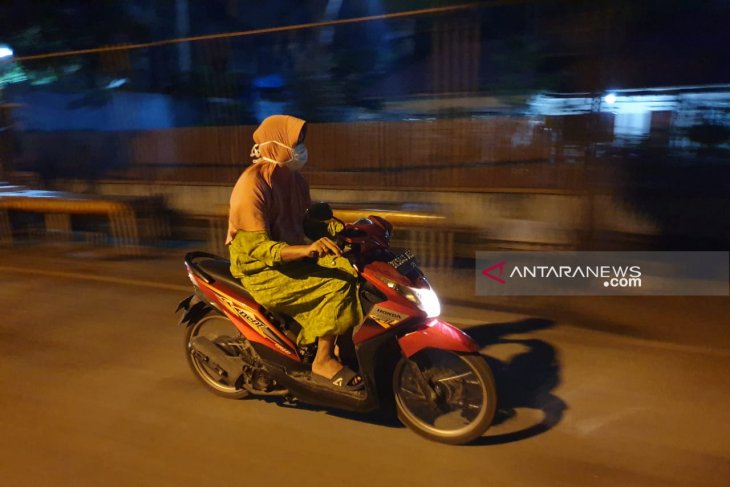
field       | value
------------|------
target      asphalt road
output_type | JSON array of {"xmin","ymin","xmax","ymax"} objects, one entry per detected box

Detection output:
[{"xmin": 0, "ymin": 248, "xmax": 728, "ymax": 487}]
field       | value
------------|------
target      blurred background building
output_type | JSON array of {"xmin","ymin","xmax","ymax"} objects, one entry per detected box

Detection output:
[{"xmin": 1, "ymin": 0, "xmax": 729, "ymax": 254}]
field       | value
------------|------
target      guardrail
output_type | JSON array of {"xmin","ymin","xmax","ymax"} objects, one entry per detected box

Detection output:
[
  {"xmin": 0, "ymin": 189, "xmax": 169, "ymax": 256},
  {"xmin": 0, "ymin": 188, "xmax": 576, "ymax": 264}
]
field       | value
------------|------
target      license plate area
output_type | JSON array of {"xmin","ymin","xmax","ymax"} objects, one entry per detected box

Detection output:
[{"xmin": 388, "ymin": 249, "xmax": 419, "ymax": 274}]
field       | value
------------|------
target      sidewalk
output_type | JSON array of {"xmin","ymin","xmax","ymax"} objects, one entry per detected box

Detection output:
[{"xmin": 2, "ymin": 244, "xmax": 728, "ymax": 350}]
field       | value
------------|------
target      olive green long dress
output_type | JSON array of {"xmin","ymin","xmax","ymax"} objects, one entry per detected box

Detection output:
[{"xmin": 229, "ymin": 224, "xmax": 362, "ymax": 346}]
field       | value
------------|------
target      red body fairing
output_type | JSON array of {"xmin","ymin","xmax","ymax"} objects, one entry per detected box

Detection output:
[{"xmin": 398, "ymin": 319, "xmax": 479, "ymax": 358}]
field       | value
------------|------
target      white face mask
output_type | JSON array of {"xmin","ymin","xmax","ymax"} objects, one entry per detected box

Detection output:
[{"xmin": 251, "ymin": 140, "xmax": 308, "ymax": 171}]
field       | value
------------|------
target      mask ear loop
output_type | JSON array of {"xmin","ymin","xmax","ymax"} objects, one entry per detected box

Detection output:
[
  {"xmin": 250, "ymin": 140, "xmax": 294, "ymax": 164},
  {"xmin": 250, "ymin": 143, "xmax": 261, "ymax": 159}
]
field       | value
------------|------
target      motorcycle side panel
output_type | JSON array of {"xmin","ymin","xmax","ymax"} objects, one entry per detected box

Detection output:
[
  {"xmin": 190, "ymin": 274, "xmax": 301, "ymax": 362},
  {"xmin": 397, "ymin": 319, "xmax": 479, "ymax": 358},
  {"xmin": 352, "ymin": 320, "xmax": 386, "ymax": 344},
  {"xmin": 353, "ymin": 302, "xmax": 420, "ymax": 345}
]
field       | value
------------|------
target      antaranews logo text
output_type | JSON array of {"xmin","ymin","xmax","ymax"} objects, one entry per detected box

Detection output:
[
  {"xmin": 476, "ymin": 251, "xmax": 729, "ymax": 296},
  {"xmin": 481, "ymin": 262, "xmax": 643, "ymax": 288}
]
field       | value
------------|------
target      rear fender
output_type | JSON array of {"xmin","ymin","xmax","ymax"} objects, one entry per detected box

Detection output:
[
  {"xmin": 177, "ymin": 294, "xmax": 213, "ymax": 327},
  {"xmin": 397, "ymin": 319, "xmax": 479, "ymax": 358}
]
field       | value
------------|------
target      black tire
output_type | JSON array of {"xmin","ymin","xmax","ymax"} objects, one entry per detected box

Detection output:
[
  {"xmin": 184, "ymin": 312, "xmax": 250, "ymax": 399},
  {"xmin": 393, "ymin": 350, "xmax": 497, "ymax": 445}
]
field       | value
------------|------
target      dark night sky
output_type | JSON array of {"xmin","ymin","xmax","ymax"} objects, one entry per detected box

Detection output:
[{"xmin": 1, "ymin": 0, "xmax": 729, "ymax": 94}]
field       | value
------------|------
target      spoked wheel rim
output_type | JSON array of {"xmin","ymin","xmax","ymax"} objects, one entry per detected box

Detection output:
[
  {"xmin": 187, "ymin": 314, "xmax": 244, "ymax": 394},
  {"xmin": 394, "ymin": 350, "xmax": 492, "ymax": 440}
]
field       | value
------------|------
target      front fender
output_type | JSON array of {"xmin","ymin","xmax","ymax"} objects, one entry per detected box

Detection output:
[
  {"xmin": 397, "ymin": 319, "xmax": 479, "ymax": 358},
  {"xmin": 177, "ymin": 294, "xmax": 213, "ymax": 326}
]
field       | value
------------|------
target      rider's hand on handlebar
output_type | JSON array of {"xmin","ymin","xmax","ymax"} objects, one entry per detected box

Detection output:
[{"xmin": 307, "ymin": 237, "xmax": 342, "ymax": 258}]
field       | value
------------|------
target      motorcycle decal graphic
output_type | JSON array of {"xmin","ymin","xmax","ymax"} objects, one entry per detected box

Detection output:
[
  {"xmin": 201, "ymin": 284, "xmax": 298, "ymax": 357},
  {"xmin": 369, "ymin": 304, "xmax": 409, "ymax": 328},
  {"xmin": 231, "ymin": 304, "xmax": 295, "ymax": 355}
]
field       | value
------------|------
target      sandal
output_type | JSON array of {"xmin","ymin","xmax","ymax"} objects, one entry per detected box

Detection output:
[{"xmin": 311, "ymin": 366, "xmax": 365, "ymax": 392}]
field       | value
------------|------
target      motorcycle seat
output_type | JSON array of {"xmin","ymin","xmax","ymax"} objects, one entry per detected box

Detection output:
[{"xmin": 194, "ymin": 257, "xmax": 254, "ymax": 299}]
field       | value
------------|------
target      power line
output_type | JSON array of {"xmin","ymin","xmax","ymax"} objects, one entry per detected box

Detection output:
[{"xmin": 12, "ymin": 3, "xmax": 483, "ymax": 63}]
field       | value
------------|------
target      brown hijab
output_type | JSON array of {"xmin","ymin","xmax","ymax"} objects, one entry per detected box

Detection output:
[
  {"xmin": 226, "ymin": 115, "xmax": 311, "ymax": 245},
  {"xmin": 251, "ymin": 114, "xmax": 305, "ymax": 164}
]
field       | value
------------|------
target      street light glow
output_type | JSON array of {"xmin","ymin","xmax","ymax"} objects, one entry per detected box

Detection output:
[
  {"xmin": 0, "ymin": 46, "xmax": 14, "ymax": 59},
  {"xmin": 604, "ymin": 93, "xmax": 617, "ymax": 105}
]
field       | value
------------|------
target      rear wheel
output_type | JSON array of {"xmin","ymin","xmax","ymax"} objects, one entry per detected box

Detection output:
[
  {"xmin": 393, "ymin": 350, "xmax": 496, "ymax": 444},
  {"xmin": 184, "ymin": 313, "xmax": 250, "ymax": 399}
]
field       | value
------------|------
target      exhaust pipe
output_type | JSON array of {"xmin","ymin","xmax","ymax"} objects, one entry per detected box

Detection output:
[{"xmin": 190, "ymin": 336, "xmax": 244, "ymax": 386}]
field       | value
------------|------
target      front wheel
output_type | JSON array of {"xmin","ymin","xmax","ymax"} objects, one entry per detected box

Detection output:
[{"xmin": 393, "ymin": 350, "xmax": 497, "ymax": 444}]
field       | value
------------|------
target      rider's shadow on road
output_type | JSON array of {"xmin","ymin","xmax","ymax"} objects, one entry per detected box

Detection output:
[{"xmin": 465, "ymin": 318, "xmax": 568, "ymax": 446}]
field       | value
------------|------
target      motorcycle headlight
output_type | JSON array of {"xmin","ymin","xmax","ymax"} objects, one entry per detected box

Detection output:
[{"xmin": 378, "ymin": 277, "xmax": 441, "ymax": 318}]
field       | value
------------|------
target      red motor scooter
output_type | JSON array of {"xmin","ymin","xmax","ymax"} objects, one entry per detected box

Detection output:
[{"xmin": 177, "ymin": 203, "xmax": 496, "ymax": 444}]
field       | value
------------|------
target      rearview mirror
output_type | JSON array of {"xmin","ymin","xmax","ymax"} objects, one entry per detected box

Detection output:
[{"xmin": 306, "ymin": 201, "xmax": 333, "ymax": 222}]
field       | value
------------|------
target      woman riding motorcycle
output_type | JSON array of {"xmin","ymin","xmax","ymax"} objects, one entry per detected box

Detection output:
[{"xmin": 226, "ymin": 115, "xmax": 364, "ymax": 391}]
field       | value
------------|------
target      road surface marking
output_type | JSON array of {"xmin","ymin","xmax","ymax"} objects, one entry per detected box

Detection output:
[{"xmin": 0, "ymin": 265, "xmax": 190, "ymax": 293}]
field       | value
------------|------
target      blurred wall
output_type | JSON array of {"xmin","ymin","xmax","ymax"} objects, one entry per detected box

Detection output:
[{"xmin": 12, "ymin": 114, "xmax": 730, "ymax": 249}]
